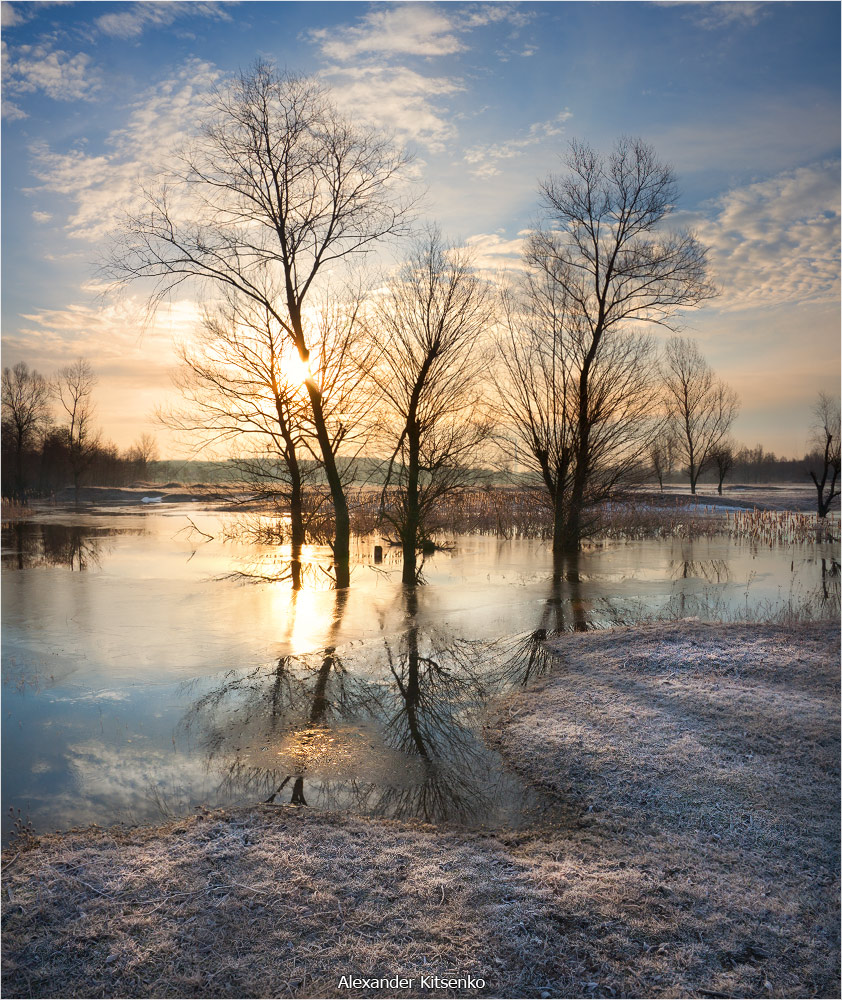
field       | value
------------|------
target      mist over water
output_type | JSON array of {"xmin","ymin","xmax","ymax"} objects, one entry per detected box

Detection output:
[{"xmin": 2, "ymin": 509, "xmax": 838, "ymax": 842}]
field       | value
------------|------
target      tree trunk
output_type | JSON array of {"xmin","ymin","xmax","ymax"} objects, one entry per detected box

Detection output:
[
  {"xmin": 401, "ymin": 424, "xmax": 421, "ymax": 585},
  {"xmin": 288, "ymin": 463, "xmax": 305, "ymax": 548},
  {"xmin": 304, "ymin": 384, "xmax": 350, "ymax": 587}
]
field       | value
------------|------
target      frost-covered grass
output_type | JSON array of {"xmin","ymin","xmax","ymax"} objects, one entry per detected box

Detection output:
[
  {"xmin": 490, "ymin": 621, "xmax": 840, "ymax": 999},
  {"xmin": 4, "ymin": 808, "xmax": 584, "ymax": 999}
]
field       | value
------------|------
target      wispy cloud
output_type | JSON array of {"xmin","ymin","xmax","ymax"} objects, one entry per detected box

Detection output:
[
  {"xmin": 1, "ymin": 1, "xmax": 23, "ymax": 27},
  {"xmin": 655, "ymin": 1, "xmax": 769, "ymax": 29},
  {"xmin": 309, "ymin": 4, "xmax": 465, "ymax": 60},
  {"xmin": 694, "ymin": 162, "xmax": 840, "ymax": 311},
  {"xmin": 95, "ymin": 1, "xmax": 231, "ymax": 39},
  {"xmin": 310, "ymin": 3, "xmax": 531, "ymax": 153},
  {"xmin": 462, "ymin": 231, "xmax": 529, "ymax": 276},
  {"xmin": 30, "ymin": 59, "xmax": 221, "ymax": 241},
  {"xmin": 2, "ymin": 38, "xmax": 101, "ymax": 102},
  {"xmin": 321, "ymin": 64, "xmax": 463, "ymax": 152},
  {"xmin": 308, "ymin": 3, "xmax": 530, "ymax": 60},
  {"xmin": 463, "ymin": 111, "xmax": 572, "ymax": 178}
]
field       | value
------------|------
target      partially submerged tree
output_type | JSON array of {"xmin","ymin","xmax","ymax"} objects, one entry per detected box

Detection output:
[
  {"xmin": 368, "ymin": 232, "xmax": 493, "ymax": 584},
  {"xmin": 164, "ymin": 287, "xmax": 312, "ymax": 547},
  {"xmin": 526, "ymin": 137, "xmax": 715, "ymax": 550},
  {"xmin": 1, "ymin": 362, "xmax": 51, "ymax": 500},
  {"xmin": 497, "ymin": 269, "xmax": 662, "ymax": 552},
  {"xmin": 54, "ymin": 359, "xmax": 99, "ymax": 501},
  {"xmin": 662, "ymin": 337, "xmax": 739, "ymax": 494},
  {"xmin": 109, "ymin": 62, "xmax": 412, "ymax": 586},
  {"xmin": 806, "ymin": 392, "xmax": 840, "ymax": 517}
]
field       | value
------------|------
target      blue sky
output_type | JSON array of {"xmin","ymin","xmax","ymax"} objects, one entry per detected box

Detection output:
[{"xmin": 2, "ymin": 0, "xmax": 839, "ymax": 454}]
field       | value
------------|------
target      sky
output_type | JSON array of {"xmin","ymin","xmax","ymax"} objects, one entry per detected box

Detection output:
[{"xmin": 1, "ymin": 0, "xmax": 839, "ymax": 457}]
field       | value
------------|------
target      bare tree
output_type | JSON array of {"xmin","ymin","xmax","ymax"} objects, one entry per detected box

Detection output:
[
  {"xmin": 497, "ymin": 269, "xmax": 662, "ymax": 552},
  {"xmin": 806, "ymin": 392, "xmax": 840, "ymax": 517},
  {"xmin": 649, "ymin": 428, "xmax": 678, "ymax": 492},
  {"xmin": 367, "ymin": 231, "xmax": 493, "ymax": 584},
  {"xmin": 54, "ymin": 359, "xmax": 99, "ymax": 501},
  {"xmin": 126, "ymin": 433, "xmax": 159, "ymax": 465},
  {"xmin": 164, "ymin": 287, "xmax": 312, "ymax": 547},
  {"xmin": 526, "ymin": 137, "xmax": 715, "ymax": 549},
  {"xmin": 108, "ymin": 62, "xmax": 412, "ymax": 586},
  {"xmin": 496, "ymin": 270, "xmax": 572, "ymax": 549},
  {"xmin": 662, "ymin": 337, "xmax": 739, "ymax": 495},
  {"xmin": 709, "ymin": 439, "xmax": 735, "ymax": 495},
  {"xmin": 1, "ymin": 362, "xmax": 51, "ymax": 499}
]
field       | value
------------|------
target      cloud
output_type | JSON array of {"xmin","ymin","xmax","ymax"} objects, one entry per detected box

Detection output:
[
  {"xmin": 309, "ymin": 4, "xmax": 464, "ymax": 61},
  {"xmin": 1, "ymin": 1, "xmax": 22, "ymax": 27},
  {"xmin": 1, "ymin": 1, "xmax": 66, "ymax": 28},
  {"xmin": 2, "ymin": 99, "xmax": 27, "ymax": 120},
  {"xmin": 462, "ymin": 111, "xmax": 572, "ymax": 178},
  {"xmin": 30, "ymin": 59, "xmax": 221, "ymax": 240},
  {"xmin": 461, "ymin": 231, "xmax": 528, "ymax": 277},
  {"xmin": 655, "ymin": 1, "xmax": 769, "ymax": 29},
  {"xmin": 310, "ymin": 3, "xmax": 532, "ymax": 153},
  {"xmin": 309, "ymin": 4, "xmax": 530, "ymax": 61},
  {"xmin": 2, "ymin": 39, "xmax": 101, "ymax": 101},
  {"xmin": 32, "ymin": 210, "xmax": 52, "ymax": 223},
  {"xmin": 694, "ymin": 162, "xmax": 840, "ymax": 311},
  {"xmin": 320, "ymin": 64, "xmax": 463, "ymax": 152},
  {"xmin": 95, "ymin": 1, "xmax": 231, "ymax": 39}
]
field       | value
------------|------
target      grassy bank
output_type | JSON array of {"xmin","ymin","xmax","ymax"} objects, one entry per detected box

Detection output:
[
  {"xmin": 489, "ymin": 621, "xmax": 840, "ymax": 999},
  {"xmin": 2, "ymin": 622, "xmax": 839, "ymax": 999}
]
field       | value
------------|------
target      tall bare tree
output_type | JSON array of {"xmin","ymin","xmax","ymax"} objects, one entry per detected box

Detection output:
[
  {"xmin": 526, "ymin": 137, "xmax": 715, "ymax": 549},
  {"xmin": 662, "ymin": 337, "xmax": 739, "ymax": 494},
  {"xmin": 806, "ymin": 392, "xmax": 840, "ymax": 517},
  {"xmin": 367, "ymin": 232, "xmax": 493, "ymax": 584},
  {"xmin": 54, "ymin": 358, "xmax": 99, "ymax": 501},
  {"xmin": 1, "ymin": 362, "xmax": 51, "ymax": 500},
  {"xmin": 164, "ymin": 288, "xmax": 312, "ymax": 547},
  {"xmin": 497, "ymin": 269, "xmax": 662, "ymax": 552},
  {"xmin": 108, "ymin": 62, "xmax": 412, "ymax": 586}
]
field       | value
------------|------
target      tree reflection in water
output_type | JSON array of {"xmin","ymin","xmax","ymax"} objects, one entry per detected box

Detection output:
[
  {"xmin": 491, "ymin": 554, "xmax": 636, "ymax": 689},
  {"xmin": 179, "ymin": 555, "xmax": 647, "ymax": 827},
  {"xmin": 0, "ymin": 521, "xmax": 129, "ymax": 571}
]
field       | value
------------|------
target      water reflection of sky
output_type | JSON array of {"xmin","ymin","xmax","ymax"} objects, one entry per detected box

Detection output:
[{"xmin": 2, "ymin": 511, "xmax": 839, "ymax": 841}]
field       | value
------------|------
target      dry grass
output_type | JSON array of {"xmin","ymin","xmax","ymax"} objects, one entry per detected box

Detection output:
[
  {"xmin": 489, "ymin": 622, "xmax": 840, "ymax": 999},
  {"xmin": 1, "ymin": 498, "xmax": 34, "ymax": 521},
  {"xmin": 4, "ymin": 808, "xmax": 583, "ymax": 999}
]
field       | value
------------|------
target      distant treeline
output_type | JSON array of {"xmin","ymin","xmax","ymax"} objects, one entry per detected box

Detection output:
[
  {"xmin": 1, "ymin": 447, "xmax": 822, "ymax": 503},
  {"xmin": 667, "ymin": 446, "xmax": 817, "ymax": 487},
  {"xmin": 1, "ymin": 428, "xmax": 158, "ymax": 499}
]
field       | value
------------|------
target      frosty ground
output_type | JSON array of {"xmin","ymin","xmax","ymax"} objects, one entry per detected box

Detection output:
[{"xmin": 2, "ymin": 622, "xmax": 838, "ymax": 999}]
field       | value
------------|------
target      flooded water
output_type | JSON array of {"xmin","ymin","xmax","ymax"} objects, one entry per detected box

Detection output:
[{"xmin": 2, "ymin": 508, "xmax": 838, "ymax": 842}]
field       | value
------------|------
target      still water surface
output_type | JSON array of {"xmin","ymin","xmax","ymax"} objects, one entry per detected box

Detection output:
[{"xmin": 2, "ymin": 508, "xmax": 838, "ymax": 841}]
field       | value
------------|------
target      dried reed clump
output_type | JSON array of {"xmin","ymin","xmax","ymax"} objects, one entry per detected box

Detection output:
[
  {"xmin": 1, "ymin": 498, "xmax": 34, "ymax": 521},
  {"xmin": 220, "ymin": 512, "xmax": 289, "ymax": 544},
  {"xmin": 725, "ymin": 507, "xmax": 839, "ymax": 545},
  {"xmin": 223, "ymin": 488, "xmax": 839, "ymax": 547},
  {"xmin": 589, "ymin": 500, "xmax": 724, "ymax": 540}
]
